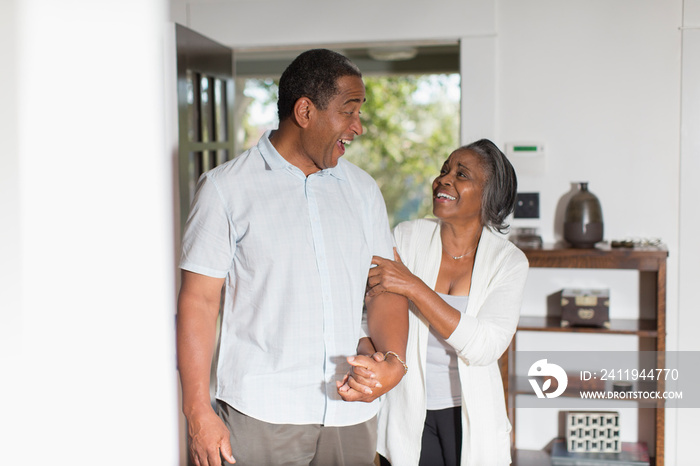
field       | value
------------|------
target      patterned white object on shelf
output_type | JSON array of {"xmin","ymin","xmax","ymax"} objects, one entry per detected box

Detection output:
[{"xmin": 566, "ymin": 411, "xmax": 621, "ymax": 453}]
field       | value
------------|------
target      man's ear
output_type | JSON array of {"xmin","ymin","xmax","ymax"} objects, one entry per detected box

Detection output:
[{"xmin": 293, "ymin": 97, "xmax": 314, "ymax": 128}]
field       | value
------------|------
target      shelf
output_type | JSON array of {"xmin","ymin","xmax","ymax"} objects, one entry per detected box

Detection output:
[
  {"xmin": 513, "ymin": 449, "xmax": 550, "ymax": 466},
  {"xmin": 512, "ymin": 376, "xmax": 595, "ymax": 399},
  {"xmin": 517, "ymin": 316, "xmax": 658, "ymax": 337},
  {"xmin": 512, "ymin": 448, "xmax": 655, "ymax": 466},
  {"xmin": 521, "ymin": 243, "xmax": 667, "ymax": 271},
  {"xmin": 510, "ymin": 376, "xmax": 661, "ymax": 407},
  {"xmin": 505, "ymin": 244, "xmax": 667, "ymax": 465}
]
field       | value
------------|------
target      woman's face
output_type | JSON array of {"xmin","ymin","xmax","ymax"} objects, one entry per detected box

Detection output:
[{"xmin": 432, "ymin": 149, "xmax": 487, "ymax": 226}]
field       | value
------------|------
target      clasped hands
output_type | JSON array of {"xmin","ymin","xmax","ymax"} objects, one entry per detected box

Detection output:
[{"xmin": 336, "ymin": 351, "xmax": 405, "ymax": 402}]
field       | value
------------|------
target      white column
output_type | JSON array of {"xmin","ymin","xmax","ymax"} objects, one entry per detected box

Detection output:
[
  {"xmin": 3, "ymin": 1, "xmax": 180, "ymax": 463},
  {"xmin": 0, "ymin": 2, "xmax": 23, "ymax": 460},
  {"xmin": 675, "ymin": 1, "xmax": 700, "ymax": 464}
]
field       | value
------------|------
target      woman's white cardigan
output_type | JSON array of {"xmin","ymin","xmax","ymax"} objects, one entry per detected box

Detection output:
[{"xmin": 376, "ymin": 218, "xmax": 529, "ymax": 466}]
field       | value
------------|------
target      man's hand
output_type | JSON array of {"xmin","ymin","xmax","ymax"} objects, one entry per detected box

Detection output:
[
  {"xmin": 336, "ymin": 352, "xmax": 405, "ymax": 402},
  {"xmin": 186, "ymin": 408, "xmax": 236, "ymax": 466}
]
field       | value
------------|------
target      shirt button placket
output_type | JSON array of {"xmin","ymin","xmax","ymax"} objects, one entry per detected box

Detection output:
[{"xmin": 305, "ymin": 175, "xmax": 336, "ymax": 422}]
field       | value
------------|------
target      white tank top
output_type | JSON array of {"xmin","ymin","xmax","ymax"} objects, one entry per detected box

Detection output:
[{"xmin": 426, "ymin": 292, "xmax": 469, "ymax": 410}]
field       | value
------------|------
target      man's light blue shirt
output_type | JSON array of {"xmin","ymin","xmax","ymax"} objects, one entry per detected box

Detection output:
[{"xmin": 180, "ymin": 131, "xmax": 394, "ymax": 426}]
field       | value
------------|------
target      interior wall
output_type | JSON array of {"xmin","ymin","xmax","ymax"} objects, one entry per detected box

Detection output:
[
  {"xmin": 0, "ymin": 1, "xmax": 22, "ymax": 460},
  {"xmin": 501, "ymin": 0, "xmax": 682, "ymax": 246},
  {"xmin": 168, "ymin": 0, "xmax": 692, "ymax": 463},
  {"xmin": 677, "ymin": 0, "xmax": 700, "ymax": 457},
  {"xmin": 4, "ymin": 0, "xmax": 180, "ymax": 463}
]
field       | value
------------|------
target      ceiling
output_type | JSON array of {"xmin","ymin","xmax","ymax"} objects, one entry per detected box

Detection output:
[{"xmin": 234, "ymin": 42, "xmax": 460, "ymax": 78}]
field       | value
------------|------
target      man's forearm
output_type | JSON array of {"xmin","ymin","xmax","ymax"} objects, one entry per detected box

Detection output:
[
  {"xmin": 356, "ymin": 336, "xmax": 377, "ymax": 357},
  {"xmin": 177, "ymin": 271, "xmax": 225, "ymax": 417},
  {"xmin": 336, "ymin": 292, "xmax": 407, "ymax": 401},
  {"xmin": 177, "ymin": 306, "xmax": 218, "ymax": 417},
  {"xmin": 365, "ymin": 292, "xmax": 408, "ymax": 359}
]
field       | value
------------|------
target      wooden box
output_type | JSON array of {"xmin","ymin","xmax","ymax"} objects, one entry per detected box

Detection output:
[{"xmin": 560, "ymin": 288, "xmax": 610, "ymax": 329}]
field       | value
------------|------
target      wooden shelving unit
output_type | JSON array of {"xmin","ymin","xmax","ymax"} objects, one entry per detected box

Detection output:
[{"xmin": 501, "ymin": 243, "xmax": 668, "ymax": 466}]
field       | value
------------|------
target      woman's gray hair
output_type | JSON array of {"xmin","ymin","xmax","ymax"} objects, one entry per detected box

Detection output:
[{"xmin": 459, "ymin": 139, "xmax": 518, "ymax": 234}]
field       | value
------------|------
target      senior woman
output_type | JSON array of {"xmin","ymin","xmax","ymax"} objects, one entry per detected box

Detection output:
[{"xmin": 347, "ymin": 139, "xmax": 528, "ymax": 465}]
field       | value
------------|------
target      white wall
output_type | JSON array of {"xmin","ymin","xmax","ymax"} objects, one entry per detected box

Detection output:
[
  {"xmin": 169, "ymin": 0, "xmax": 695, "ymax": 463},
  {"xmin": 676, "ymin": 0, "xmax": 700, "ymax": 459},
  {"xmin": 501, "ymin": 0, "xmax": 681, "ymax": 245},
  {"xmin": 0, "ymin": 1, "xmax": 23, "ymax": 457},
  {"xmin": 1, "ymin": 0, "xmax": 180, "ymax": 463}
]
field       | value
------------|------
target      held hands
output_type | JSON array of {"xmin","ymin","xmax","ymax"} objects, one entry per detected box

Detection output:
[
  {"xmin": 186, "ymin": 408, "xmax": 236, "ymax": 466},
  {"xmin": 366, "ymin": 248, "xmax": 419, "ymax": 299},
  {"xmin": 336, "ymin": 352, "xmax": 406, "ymax": 402}
]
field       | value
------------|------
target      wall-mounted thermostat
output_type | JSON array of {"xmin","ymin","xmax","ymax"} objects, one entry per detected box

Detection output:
[{"xmin": 506, "ymin": 143, "xmax": 545, "ymax": 157}]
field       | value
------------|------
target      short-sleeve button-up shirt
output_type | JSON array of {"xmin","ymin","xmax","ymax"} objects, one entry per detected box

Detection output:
[{"xmin": 180, "ymin": 131, "xmax": 394, "ymax": 426}]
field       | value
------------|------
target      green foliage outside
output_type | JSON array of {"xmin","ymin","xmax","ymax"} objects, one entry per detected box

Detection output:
[
  {"xmin": 236, "ymin": 78, "xmax": 279, "ymax": 153},
  {"xmin": 239, "ymin": 74, "xmax": 460, "ymax": 227},
  {"xmin": 348, "ymin": 75, "xmax": 459, "ymax": 226}
]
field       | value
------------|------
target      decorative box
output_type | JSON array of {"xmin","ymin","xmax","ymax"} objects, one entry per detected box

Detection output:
[
  {"xmin": 560, "ymin": 288, "xmax": 610, "ymax": 329},
  {"xmin": 566, "ymin": 411, "xmax": 621, "ymax": 453}
]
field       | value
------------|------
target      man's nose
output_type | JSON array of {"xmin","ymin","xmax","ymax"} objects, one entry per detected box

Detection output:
[{"xmin": 351, "ymin": 114, "xmax": 363, "ymax": 136}]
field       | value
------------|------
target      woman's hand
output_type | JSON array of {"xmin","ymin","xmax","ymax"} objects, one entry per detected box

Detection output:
[
  {"xmin": 366, "ymin": 248, "xmax": 420, "ymax": 299},
  {"xmin": 337, "ymin": 352, "xmax": 405, "ymax": 402}
]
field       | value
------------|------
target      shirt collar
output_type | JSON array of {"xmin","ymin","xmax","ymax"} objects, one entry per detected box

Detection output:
[{"xmin": 258, "ymin": 130, "xmax": 346, "ymax": 181}]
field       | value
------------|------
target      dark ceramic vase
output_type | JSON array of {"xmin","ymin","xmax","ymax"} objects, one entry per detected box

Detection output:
[{"xmin": 564, "ymin": 182, "xmax": 604, "ymax": 248}]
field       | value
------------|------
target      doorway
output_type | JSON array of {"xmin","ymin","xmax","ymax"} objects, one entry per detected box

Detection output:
[
  {"xmin": 175, "ymin": 24, "xmax": 235, "ymax": 233},
  {"xmin": 234, "ymin": 43, "xmax": 461, "ymax": 226}
]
